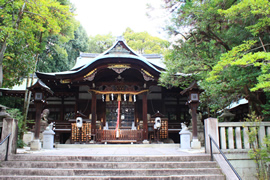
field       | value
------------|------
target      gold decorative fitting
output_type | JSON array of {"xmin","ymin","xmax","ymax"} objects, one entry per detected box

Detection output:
[
  {"xmin": 108, "ymin": 64, "xmax": 130, "ymax": 69},
  {"xmin": 117, "ymin": 94, "xmax": 121, "ymax": 101},
  {"xmin": 60, "ymin": 79, "xmax": 71, "ymax": 84},
  {"xmin": 84, "ymin": 68, "xmax": 97, "ymax": 78},
  {"xmin": 141, "ymin": 69, "xmax": 154, "ymax": 78},
  {"xmin": 89, "ymin": 89, "xmax": 148, "ymax": 95},
  {"xmin": 129, "ymin": 94, "xmax": 133, "ymax": 102},
  {"xmin": 105, "ymin": 94, "xmax": 110, "ymax": 102}
]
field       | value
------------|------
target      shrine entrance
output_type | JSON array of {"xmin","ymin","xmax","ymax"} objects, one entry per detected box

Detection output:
[{"xmin": 106, "ymin": 101, "xmax": 135, "ymax": 128}]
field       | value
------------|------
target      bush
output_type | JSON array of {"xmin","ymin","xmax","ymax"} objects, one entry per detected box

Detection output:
[
  {"xmin": 6, "ymin": 108, "xmax": 26, "ymax": 148},
  {"xmin": 245, "ymin": 112, "xmax": 270, "ymax": 180}
]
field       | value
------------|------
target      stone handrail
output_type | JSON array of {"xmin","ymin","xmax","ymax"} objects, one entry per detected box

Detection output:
[{"xmin": 218, "ymin": 122, "xmax": 270, "ymax": 150}]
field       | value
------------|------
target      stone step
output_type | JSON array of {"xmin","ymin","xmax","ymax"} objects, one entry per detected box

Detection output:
[
  {"xmin": 1, "ymin": 154, "xmax": 225, "ymax": 179},
  {"xmin": 0, "ymin": 167, "xmax": 223, "ymax": 176},
  {"xmin": 8, "ymin": 155, "xmax": 211, "ymax": 162},
  {"xmin": 0, "ymin": 175, "xmax": 226, "ymax": 180},
  {"xmin": 2, "ymin": 161, "xmax": 218, "ymax": 169}
]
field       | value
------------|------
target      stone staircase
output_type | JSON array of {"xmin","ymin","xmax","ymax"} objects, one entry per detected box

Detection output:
[{"xmin": 0, "ymin": 154, "xmax": 225, "ymax": 179}]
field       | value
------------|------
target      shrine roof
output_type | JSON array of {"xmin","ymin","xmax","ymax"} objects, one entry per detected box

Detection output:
[
  {"xmin": 36, "ymin": 37, "xmax": 165, "ymax": 79},
  {"xmin": 72, "ymin": 53, "xmax": 165, "ymax": 71}
]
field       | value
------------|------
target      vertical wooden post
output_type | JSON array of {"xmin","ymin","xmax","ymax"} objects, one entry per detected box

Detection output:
[
  {"xmin": 91, "ymin": 92, "xmax": 97, "ymax": 135},
  {"xmin": 190, "ymin": 104, "xmax": 198, "ymax": 139},
  {"xmin": 60, "ymin": 97, "xmax": 64, "ymax": 121},
  {"xmin": 142, "ymin": 92, "xmax": 148, "ymax": 140},
  {"xmin": 34, "ymin": 101, "xmax": 43, "ymax": 139}
]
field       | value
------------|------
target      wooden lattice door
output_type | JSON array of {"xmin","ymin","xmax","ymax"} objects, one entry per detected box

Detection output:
[{"xmin": 71, "ymin": 123, "xmax": 91, "ymax": 142}]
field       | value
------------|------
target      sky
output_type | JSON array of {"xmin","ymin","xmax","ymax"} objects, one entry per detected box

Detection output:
[{"xmin": 70, "ymin": 0, "xmax": 168, "ymax": 39}]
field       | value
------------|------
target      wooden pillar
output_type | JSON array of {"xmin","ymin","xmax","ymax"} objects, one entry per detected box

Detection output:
[
  {"xmin": 60, "ymin": 97, "xmax": 64, "ymax": 121},
  {"xmin": 142, "ymin": 92, "xmax": 148, "ymax": 140},
  {"xmin": 34, "ymin": 101, "xmax": 43, "ymax": 139},
  {"xmin": 191, "ymin": 104, "xmax": 198, "ymax": 139},
  {"xmin": 91, "ymin": 92, "xmax": 97, "ymax": 135}
]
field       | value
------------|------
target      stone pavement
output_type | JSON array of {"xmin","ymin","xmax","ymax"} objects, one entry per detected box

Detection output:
[{"xmin": 17, "ymin": 144, "xmax": 206, "ymax": 156}]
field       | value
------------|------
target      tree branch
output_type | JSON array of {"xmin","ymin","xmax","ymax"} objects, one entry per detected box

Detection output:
[
  {"xmin": 259, "ymin": 36, "xmax": 267, "ymax": 52},
  {"xmin": 206, "ymin": 26, "xmax": 231, "ymax": 51}
]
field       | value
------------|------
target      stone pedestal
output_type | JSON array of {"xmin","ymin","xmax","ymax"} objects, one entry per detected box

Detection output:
[
  {"xmin": 180, "ymin": 132, "xmax": 191, "ymax": 149},
  {"xmin": 42, "ymin": 127, "xmax": 55, "ymax": 149},
  {"xmin": 191, "ymin": 138, "xmax": 201, "ymax": 149},
  {"xmin": 179, "ymin": 125, "xmax": 191, "ymax": 149},
  {"xmin": 30, "ymin": 139, "xmax": 41, "ymax": 151},
  {"xmin": 143, "ymin": 140, "xmax": 149, "ymax": 144},
  {"xmin": 23, "ymin": 131, "xmax": 34, "ymax": 146}
]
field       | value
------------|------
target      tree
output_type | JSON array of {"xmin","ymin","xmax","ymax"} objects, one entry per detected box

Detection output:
[
  {"xmin": 37, "ymin": 24, "xmax": 89, "ymax": 72},
  {"xmin": 159, "ymin": 0, "xmax": 269, "ymax": 116},
  {"xmin": 0, "ymin": 0, "xmax": 74, "ymax": 87},
  {"xmin": 87, "ymin": 33, "xmax": 115, "ymax": 53},
  {"xmin": 205, "ymin": 0, "xmax": 270, "ymax": 115},
  {"xmin": 123, "ymin": 27, "xmax": 170, "ymax": 54},
  {"xmin": 207, "ymin": 0, "xmax": 270, "ymax": 92},
  {"xmin": 0, "ymin": 0, "xmax": 78, "ymax": 144}
]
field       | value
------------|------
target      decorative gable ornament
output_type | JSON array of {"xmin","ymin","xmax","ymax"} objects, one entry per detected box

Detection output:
[{"xmin": 108, "ymin": 42, "xmax": 131, "ymax": 54}]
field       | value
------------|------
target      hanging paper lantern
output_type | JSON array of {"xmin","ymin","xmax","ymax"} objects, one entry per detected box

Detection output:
[
  {"xmin": 124, "ymin": 94, "xmax": 127, "ymax": 101},
  {"xmin": 133, "ymin": 95, "xmax": 136, "ymax": 102}
]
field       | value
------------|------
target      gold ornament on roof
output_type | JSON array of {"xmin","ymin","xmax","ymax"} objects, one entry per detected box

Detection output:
[
  {"xmin": 108, "ymin": 64, "xmax": 130, "ymax": 74},
  {"xmin": 84, "ymin": 68, "xmax": 97, "ymax": 79},
  {"xmin": 141, "ymin": 69, "xmax": 153, "ymax": 78},
  {"xmin": 108, "ymin": 64, "xmax": 130, "ymax": 69},
  {"xmin": 60, "ymin": 79, "xmax": 71, "ymax": 84}
]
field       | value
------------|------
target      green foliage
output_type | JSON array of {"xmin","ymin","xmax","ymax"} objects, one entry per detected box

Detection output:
[
  {"xmin": 161, "ymin": 0, "xmax": 270, "ymax": 116},
  {"xmin": 6, "ymin": 108, "xmax": 25, "ymax": 148},
  {"xmin": 207, "ymin": 40, "xmax": 270, "ymax": 92},
  {"xmin": 0, "ymin": 97, "xmax": 23, "ymax": 111},
  {"xmin": 261, "ymin": 92, "xmax": 270, "ymax": 121},
  {"xmin": 123, "ymin": 28, "xmax": 169, "ymax": 54},
  {"xmin": 87, "ymin": 33, "xmax": 115, "ymax": 53},
  {"xmin": 245, "ymin": 112, "xmax": 270, "ymax": 180},
  {"xmin": 37, "ymin": 24, "xmax": 89, "ymax": 73},
  {"xmin": 0, "ymin": 0, "xmax": 75, "ymax": 87}
]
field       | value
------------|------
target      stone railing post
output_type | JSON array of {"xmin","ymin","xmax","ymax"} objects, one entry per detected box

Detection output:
[
  {"xmin": 1, "ymin": 117, "xmax": 18, "ymax": 157},
  {"xmin": 204, "ymin": 118, "xmax": 219, "ymax": 153}
]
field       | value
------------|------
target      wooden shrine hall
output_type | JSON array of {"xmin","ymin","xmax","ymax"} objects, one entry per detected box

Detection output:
[{"xmin": 3, "ymin": 37, "xmax": 191, "ymax": 144}]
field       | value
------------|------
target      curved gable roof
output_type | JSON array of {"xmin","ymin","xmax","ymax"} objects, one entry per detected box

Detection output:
[{"xmin": 36, "ymin": 37, "xmax": 162, "ymax": 80}]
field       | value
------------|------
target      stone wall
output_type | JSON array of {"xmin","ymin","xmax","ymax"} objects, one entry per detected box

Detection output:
[{"xmin": 0, "ymin": 117, "xmax": 18, "ymax": 161}]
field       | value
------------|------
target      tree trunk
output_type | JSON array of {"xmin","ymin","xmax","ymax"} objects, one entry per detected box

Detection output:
[{"xmin": 20, "ymin": 75, "xmax": 32, "ymax": 140}]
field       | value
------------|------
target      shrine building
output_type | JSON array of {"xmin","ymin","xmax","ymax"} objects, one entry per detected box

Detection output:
[{"xmin": 3, "ymin": 37, "xmax": 191, "ymax": 144}]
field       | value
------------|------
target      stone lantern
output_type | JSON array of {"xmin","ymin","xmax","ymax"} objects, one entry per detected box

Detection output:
[
  {"xmin": 28, "ymin": 80, "xmax": 53, "ymax": 150},
  {"xmin": 181, "ymin": 81, "xmax": 202, "ymax": 149}
]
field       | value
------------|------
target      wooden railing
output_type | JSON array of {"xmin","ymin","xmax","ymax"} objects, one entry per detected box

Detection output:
[
  {"xmin": 218, "ymin": 122, "xmax": 270, "ymax": 150},
  {"xmin": 96, "ymin": 129, "xmax": 143, "ymax": 143}
]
